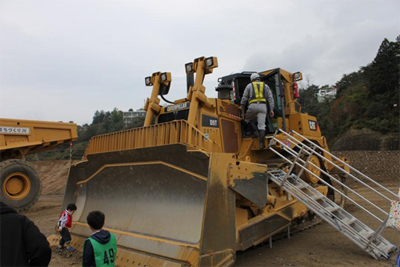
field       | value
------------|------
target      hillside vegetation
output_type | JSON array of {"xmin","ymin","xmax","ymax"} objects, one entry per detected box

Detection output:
[
  {"xmin": 28, "ymin": 36, "xmax": 399, "ymax": 161},
  {"xmin": 298, "ymin": 36, "xmax": 399, "ymax": 145}
]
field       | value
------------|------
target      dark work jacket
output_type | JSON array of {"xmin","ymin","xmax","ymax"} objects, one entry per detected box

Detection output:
[
  {"xmin": 0, "ymin": 202, "xmax": 52, "ymax": 266},
  {"xmin": 83, "ymin": 229, "xmax": 112, "ymax": 267}
]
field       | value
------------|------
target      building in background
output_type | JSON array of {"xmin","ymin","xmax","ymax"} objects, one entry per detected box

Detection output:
[
  {"xmin": 123, "ymin": 109, "xmax": 146, "ymax": 126},
  {"xmin": 317, "ymin": 86, "xmax": 337, "ymax": 102}
]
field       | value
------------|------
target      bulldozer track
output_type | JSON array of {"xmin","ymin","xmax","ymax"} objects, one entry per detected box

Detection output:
[{"xmin": 269, "ymin": 215, "xmax": 323, "ymax": 245}]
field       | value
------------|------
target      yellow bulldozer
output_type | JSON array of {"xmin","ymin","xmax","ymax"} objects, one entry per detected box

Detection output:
[
  {"xmin": 51, "ymin": 56, "xmax": 396, "ymax": 266},
  {"xmin": 0, "ymin": 118, "xmax": 77, "ymax": 210}
]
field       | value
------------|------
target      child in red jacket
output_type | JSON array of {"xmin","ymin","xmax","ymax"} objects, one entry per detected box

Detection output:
[{"xmin": 57, "ymin": 203, "xmax": 77, "ymax": 251}]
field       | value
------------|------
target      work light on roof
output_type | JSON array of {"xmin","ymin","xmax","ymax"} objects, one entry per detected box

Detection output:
[{"xmin": 293, "ymin": 72, "xmax": 302, "ymax": 81}]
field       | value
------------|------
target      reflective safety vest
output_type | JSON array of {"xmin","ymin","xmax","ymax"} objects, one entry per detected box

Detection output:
[
  {"xmin": 249, "ymin": 82, "xmax": 266, "ymax": 104},
  {"xmin": 87, "ymin": 233, "xmax": 117, "ymax": 267}
]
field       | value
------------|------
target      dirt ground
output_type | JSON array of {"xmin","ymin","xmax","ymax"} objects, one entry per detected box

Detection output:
[{"xmin": 22, "ymin": 152, "xmax": 400, "ymax": 267}]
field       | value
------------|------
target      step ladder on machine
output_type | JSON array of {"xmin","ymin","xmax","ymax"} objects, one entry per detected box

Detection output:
[{"xmin": 267, "ymin": 129, "xmax": 397, "ymax": 260}]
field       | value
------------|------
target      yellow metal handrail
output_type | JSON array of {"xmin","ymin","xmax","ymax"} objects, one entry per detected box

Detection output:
[{"xmin": 84, "ymin": 120, "xmax": 220, "ymax": 158}]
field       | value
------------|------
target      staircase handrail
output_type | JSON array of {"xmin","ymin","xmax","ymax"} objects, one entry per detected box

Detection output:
[
  {"xmin": 268, "ymin": 145, "xmax": 385, "ymax": 222},
  {"xmin": 289, "ymin": 129, "xmax": 397, "ymax": 199},
  {"xmin": 268, "ymin": 129, "xmax": 395, "ymax": 221}
]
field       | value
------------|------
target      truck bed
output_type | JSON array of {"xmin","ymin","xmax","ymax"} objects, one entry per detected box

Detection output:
[{"xmin": 0, "ymin": 118, "xmax": 78, "ymax": 160}]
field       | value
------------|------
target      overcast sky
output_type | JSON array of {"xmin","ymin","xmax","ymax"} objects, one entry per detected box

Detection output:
[{"xmin": 0, "ymin": 0, "xmax": 399, "ymax": 125}]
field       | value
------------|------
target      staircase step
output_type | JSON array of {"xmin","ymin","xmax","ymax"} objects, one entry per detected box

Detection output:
[
  {"xmin": 341, "ymin": 217, "xmax": 357, "ymax": 225},
  {"xmin": 310, "ymin": 194, "xmax": 324, "ymax": 201},
  {"xmin": 295, "ymin": 183, "xmax": 308, "ymax": 189},
  {"xmin": 377, "ymin": 242, "xmax": 396, "ymax": 253},
  {"xmin": 326, "ymin": 206, "xmax": 340, "ymax": 213},
  {"xmin": 359, "ymin": 230, "xmax": 374, "ymax": 240}
]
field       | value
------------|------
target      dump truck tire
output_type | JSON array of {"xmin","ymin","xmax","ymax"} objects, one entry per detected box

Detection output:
[{"xmin": 0, "ymin": 159, "xmax": 41, "ymax": 211}]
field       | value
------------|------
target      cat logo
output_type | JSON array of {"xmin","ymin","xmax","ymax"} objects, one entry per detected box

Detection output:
[{"xmin": 308, "ymin": 120, "xmax": 317, "ymax": 131}]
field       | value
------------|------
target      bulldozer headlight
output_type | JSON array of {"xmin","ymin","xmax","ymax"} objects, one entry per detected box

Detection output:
[
  {"xmin": 160, "ymin": 72, "xmax": 171, "ymax": 83},
  {"xmin": 206, "ymin": 57, "xmax": 214, "ymax": 68},
  {"xmin": 161, "ymin": 73, "xmax": 167, "ymax": 82},
  {"xmin": 204, "ymin": 56, "xmax": 218, "ymax": 73},
  {"xmin": 145, "ymin": 76, "xmax": 153, "ymax": 86},
  {"xmin": 185, "ymin": 62, "xmax": 194, "ymax": 74}
]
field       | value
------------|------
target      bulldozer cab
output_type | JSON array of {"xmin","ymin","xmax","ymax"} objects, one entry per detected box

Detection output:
[{"xmin": 218, "ymin": 69, "xmax": 288, "ymax": 134}]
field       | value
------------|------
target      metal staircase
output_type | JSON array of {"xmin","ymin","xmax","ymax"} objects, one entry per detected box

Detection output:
[{"xmin": 267, "ymin": 129, "xmax": 397, "ymax": 259}]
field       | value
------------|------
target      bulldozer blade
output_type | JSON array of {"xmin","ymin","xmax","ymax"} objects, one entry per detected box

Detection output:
[{"xmin": 60, "ymin": 144, "xmax": 240, "ymax": 266}]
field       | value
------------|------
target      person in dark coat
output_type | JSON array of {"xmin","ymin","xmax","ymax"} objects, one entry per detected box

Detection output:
[{"xmin": 0, "ymin": 201, "xmax": 52, "ymax": 266}]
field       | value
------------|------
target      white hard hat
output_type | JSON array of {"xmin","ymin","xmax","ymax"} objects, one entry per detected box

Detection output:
[{"xmin": 250, "ymin": 73, "xmax": 260, "ymax": 81}]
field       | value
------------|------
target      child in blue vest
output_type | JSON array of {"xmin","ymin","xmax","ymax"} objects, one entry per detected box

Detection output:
[{"xmin": 83, "ymin": 211, "xmax": 117, "ymax": 267}]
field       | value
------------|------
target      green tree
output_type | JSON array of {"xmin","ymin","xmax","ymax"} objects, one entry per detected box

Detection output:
[
  {"xmin": 298, "ymin": 84, "xmax": 319, "ymax": 115},
  {"xmin": 323, "ymin": 36, "xmax": 400, "ymax": 141},
  {"xmin": 92, "ymin": 110, "xmax": 106, "ymax": 124},
  {"xmin": 126, "ymin": 116, "xmax": 145, "ymax": 129},
  {"xmin": 364, "ymin": 37, "xmax": 400, "ymax": 96}
]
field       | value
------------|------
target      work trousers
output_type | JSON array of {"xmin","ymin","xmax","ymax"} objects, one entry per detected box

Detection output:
[
  {"xmin": 245, "ymin": 102, "xmax": 267, "ymax": 130},
  {"xmin": 59, "ymin": 227, "xmax": 71, "ymax": 247}
]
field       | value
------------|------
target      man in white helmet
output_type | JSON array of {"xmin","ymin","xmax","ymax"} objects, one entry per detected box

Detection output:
[{"xmin": 241, "ymin": 73, "xmax": 275, "ymax": 149}]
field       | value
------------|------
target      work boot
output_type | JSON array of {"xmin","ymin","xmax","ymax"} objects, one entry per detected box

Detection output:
[
  {"xmin": 249, "ymin": 121, "xmax": 258, "ymax": 138},
  {"xmin": 259, "ymin": 130, "xmax": 266, "ymax": 149},
  {"xmin": 241, "ymin": 121, "xmax": 251, "ymax": 137}
]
